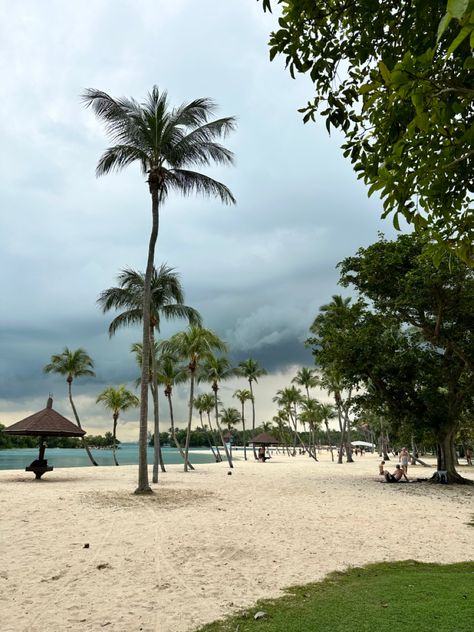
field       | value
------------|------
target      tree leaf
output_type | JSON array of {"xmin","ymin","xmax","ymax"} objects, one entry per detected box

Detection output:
[
  {"xmin": 437, "ymin": 12, "xmax": 452, "ymax": 42},
  {"xmin": 447, "ymin": 24, "xmax": 474, "ymax": 55},
  {"xmin": 447, "ymin": 0, "xmax": 469, "ymax": 19}
]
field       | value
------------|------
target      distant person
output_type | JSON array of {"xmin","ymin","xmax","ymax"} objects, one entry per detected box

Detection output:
[
  {"xmin": 466, "ymin": 448, "xmax": 472, "ymax": 466},
  {"xmin": 384, "ymin": 464, "xmax": 408, "ymax": 483},
  {"xmin": 399, "ymin": 447, "xmax": 410, "ymax": 474},
  {"xmin": 379, "ymin": 460, "xmax": 386, "ymax": 475},
  {"xmin": 258, "ymin": 446, "xmax": 267, "ymax": 462}
]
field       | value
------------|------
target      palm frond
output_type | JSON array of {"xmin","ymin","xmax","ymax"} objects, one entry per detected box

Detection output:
[{"xmin": 166, "ymin": 169, "xmax": 236, "ymax": 205}]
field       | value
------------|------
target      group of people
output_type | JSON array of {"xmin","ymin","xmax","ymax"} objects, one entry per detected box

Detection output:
[{"xmin": 379, "ymin": 446, "xmax": 410, "ymax": 483}]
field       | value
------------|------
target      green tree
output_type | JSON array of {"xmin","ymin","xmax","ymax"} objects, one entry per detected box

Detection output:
[
  {"xmin": 96, "ymin": 386, "xmax": 139, "ymax": 465},
  {"xmin": 98, "ymin": 264, "xmax": 200, "ymax": 483},
  {"xmin": 233, "ymin": 388, "xmax": 253, "ymax": 460},
  {"xmin": 194, "ymin": 393, "xmax": 221, "ymax": 462},
  {"xmin": 259, "ymin": 0, "xmax": 474, "ymax": 263},
  {"xmin": 308, "ymin": 234, "xmax": 474, "ymax": 482},
  {"xmin": 317, "ymin": 402, "xmax": 336, "ymax": 462},
  {"xmin": 292, "ymin": 367, "xmax": 318, "ymax": 401},
  {"xmin": 83, "ymin": 87, "xmax": 235, "ymax": 493},
  {"xmin": 199, "ymin": 354, "xmax": 235, "ymax": 468},
  {"xmin": 237, "ymin": 358, "xmax": 267, "ymax": 458},
  {"xmin": 43, "ymin": 347, "xmax": 97, "ymax": 466},
  {"xmin": 164, "ymin": 326, "xmax": 227, "ymax": 471}
]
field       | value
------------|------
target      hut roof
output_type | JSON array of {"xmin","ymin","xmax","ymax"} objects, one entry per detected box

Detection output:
[
  {"xmin": 248, "ymin": 432, "xmax": 280, "ymax": 445},
  {"xmin": 2, "ymin": 397, "xmax": 86, "ymax": 437}
]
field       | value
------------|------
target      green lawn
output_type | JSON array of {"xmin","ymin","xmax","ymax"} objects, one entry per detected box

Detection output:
[{"xmin": 195, "ymin": 561, "xmax": 474, "ymax": 632}]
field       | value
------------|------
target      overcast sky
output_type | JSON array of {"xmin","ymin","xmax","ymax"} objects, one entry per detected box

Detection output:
[{"xmin": 0, "ymin": 0, "xmax": 399, "ymax": 440}]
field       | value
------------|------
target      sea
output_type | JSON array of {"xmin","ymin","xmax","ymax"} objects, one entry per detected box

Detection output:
[{"xmin": 0, "ymin": 443, "xmax": 216, "ymax": 471}]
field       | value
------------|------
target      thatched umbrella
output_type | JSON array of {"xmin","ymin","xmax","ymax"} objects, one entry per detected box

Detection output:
[
  {"xmin": 248, "ymin": 432, "xmax": 280, "ymax": 446},
  {"xmin": 2, "ymin": 396, "xmax": 85, "ymax": 478}
]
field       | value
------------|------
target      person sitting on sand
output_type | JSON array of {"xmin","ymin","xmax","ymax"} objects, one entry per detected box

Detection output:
[
  {"xmin": 258, "ymin": 446, "xmax": 267, "ymax": 462},
  {"xmin": 379, "ymin": 460, "xmax": 385, "ymax": 475},
  {"xmin": 384, "ymin": 464, "xmax": 408, "ymax": 483}
]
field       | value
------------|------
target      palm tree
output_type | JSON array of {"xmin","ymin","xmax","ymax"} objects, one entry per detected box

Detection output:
[
  {"xmin": 155, "ymin": 351, "xmax": 194, "ymax": 469},
  {"xmin": 98, "ymin": 265, "xmax": 200, "ymax": 483},
  {"xmin": 96, "ymin": 386, "xmax": 139, "ymax": 465},
  {"xmin": 273, "ymin": 386, "xmax": 317, "ymax": 459},
  {"xmin": 43, "ymin": 347, "xmax": 97, "ymax": 466},
  {"xmin": 196, "ymin": 392, "xmax": 223, "ymax": 462},
  {"xmin": 237, "ymin": 358, "xmax": 267, "ymax": 458},
  {"xmin": 233, "ymin": 388, "xmax": 252, "ymax": 460},
  {"xmin": 164, "ymin": 325, "xmax": 227, "ymax": 471},
  {"xmin": 272, "ymin": 410, "xmax": 292, "ymax": 453},
  {"xmin": 220, "ymin": 406, "xmax": 241, "ymax": 459},
  {"xmin": 130, "ymin": 339, "xmax": 167, "ymax": 476},
  {"xmin": 194, "ymin": 393, "xmax": 220, "ymax": 462},
  {"xmin": 320, "ymin": 367, "xmax": 354, "ymax": 464},
  {"xmin": 299, "ymin": 398, "xmax": 321, "ymax": 460},
  {"xmin": 317, "ymin": 402, "xmax": 336, "ymax": 462},
  {"xmin": 292, "ymin": 367, "xmax": 319, "ymax": 401},
  {"xmin": 83, "ymin": 87, "xmax": 236, "ymax": 494},
  {"xmin": 199, "ymin": 354, "xmax": 235, "ymax": 468}
]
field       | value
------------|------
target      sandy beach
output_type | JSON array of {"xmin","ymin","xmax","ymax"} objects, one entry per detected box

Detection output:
[{"xmin": 1, "ymin": 452, "xmax": 473, "ymax": 632}]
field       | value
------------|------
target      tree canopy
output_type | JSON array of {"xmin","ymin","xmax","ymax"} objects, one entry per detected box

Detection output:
[{"xmin": 259, "ymin": 0, "xmax": 474, "ymax": 263}]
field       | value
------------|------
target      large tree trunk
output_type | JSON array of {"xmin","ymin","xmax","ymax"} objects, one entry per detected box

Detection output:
[
  {"xmin": 135, "ymin": 180, "xmax": 160, "ymax": 494},
  {"xmin": 431, "ymin": 426, "xmax": 472, "ymax": 484},
  {"xmin": 335, "ymin": 399, "xmax": 345, "ymax": 464},
  {"xmin": 112, "ymin": 414, "xmax": 119, "ymax": 466},
  {"xmin": 68, "ymin": 379, "xmax": 98, "ymax": 466}
]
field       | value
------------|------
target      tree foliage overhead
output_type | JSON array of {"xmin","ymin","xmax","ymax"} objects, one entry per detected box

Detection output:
[{"xmin": 259, "ymin": 0, "xmax": 474, "ymax": 263}]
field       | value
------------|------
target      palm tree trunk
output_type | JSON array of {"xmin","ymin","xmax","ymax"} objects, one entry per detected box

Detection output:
[
  {"xmin": 324, "ymin": 420, "xmax": 334, "ymax": 461},
  {"xmin": 149, "ymin": 329, "xmax": 165, "ymax": 482},
  {"xmin": 249, "ymin": 380, "xmax": 258, "ymax": 459},
  {"xmin": 135, "ymin": 181, "xmax": 160, "ymax": 494},
  {"xmin": 112, "ymin": 414, "xmax": 119, "ymax": 466},
  {"xmin": 199, "ymin": 412, "xmax": 218, "ymax": 462},
  {"xmin": 206, "ymin": 411, "xmax": 222, "ymax": 461},
  {"xmin": 183, "ymin": 370, "xmax": 195, "ymax": 472},
  {"xmin": 214, "ymin": 388, "xmax": 233, "ymax": 468},
  {"xmin": 241, "ymin": 403, "xmax": 247, "ymax": 461},
  {"xmin": 168, "ymin": 393, "xmax": 194, "ymax": 469},
  {"xmin": 68, "ymin": 380, "xmax": 98, "ymax": 466}
]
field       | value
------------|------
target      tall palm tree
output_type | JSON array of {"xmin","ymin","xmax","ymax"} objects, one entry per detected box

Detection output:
[
  {"xmin": 98, "ymin": 265, "xmax": 200, "ymax": 483},
  {"xmin": 320, "ymin": 367, "xmax": 354, "ymax": 464},
  {"xmin": 83, "ymin": 86, "xmax": 236, "ymax": 493},
  {"xmin": 292, "ymin": 367, "xmax": 319, "ymax": 401},
  {"xmin": 43, "ymin": 347, "xmax": 97, "ymax": 466},
  {"xmin": 233, "ymin": 388, "xmax": 252, "ymax": 460},
  {"xmin": 237, "ymin": 358, "xmax": 267, "ymax": 458},
  {"xmin": 199, "ymin": 354, "xmax": 235, "ymax": 468},
  {"xmin": 164, "ymin": 325, "xmax": 227, "ymax": 471},
  {"xmin": 96, "ymin": 386, "xmax": 139, "ymax": 465},
  {"xmin": 220, "ymin": 406, "xmax": 241, "ymax": 459},
  {"xmin": 194, "ymin": 393, "xmax": 220, "ymax": 462}
]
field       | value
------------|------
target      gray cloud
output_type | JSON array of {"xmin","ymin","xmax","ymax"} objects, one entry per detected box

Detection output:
[{"xmin": 0, "ymin": 0, "xmax": 398, "ymax": 435}]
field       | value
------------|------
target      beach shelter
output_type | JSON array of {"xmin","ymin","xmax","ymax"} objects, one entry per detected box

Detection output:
[
  {"xmin": 2, "ymin": 396, "xmax": 85, "ymax": 479},
  {"xmin": 248, "ymin": 432, "xmax": 280, "ymax": 446}
]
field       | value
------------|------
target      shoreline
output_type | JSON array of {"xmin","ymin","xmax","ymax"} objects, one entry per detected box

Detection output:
[{"xmin": 1, "ymin": 453, "xmax": 473, "ymax": 632}]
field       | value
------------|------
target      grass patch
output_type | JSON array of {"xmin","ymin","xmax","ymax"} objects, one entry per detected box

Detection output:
[{"xmin": 195, "ymin": 561, "xmax": 474, "ymax": 632}]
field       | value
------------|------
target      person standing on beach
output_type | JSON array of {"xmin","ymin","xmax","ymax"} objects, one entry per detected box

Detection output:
[{"xmin": 399, "ymin": 447, "xmax": 410, "ymax": 474}]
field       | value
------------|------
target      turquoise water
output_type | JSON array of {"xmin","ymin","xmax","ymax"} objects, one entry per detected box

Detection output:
[{"xmin": 0, "ymin": 443, "xmax": 216, "ymax": 470}]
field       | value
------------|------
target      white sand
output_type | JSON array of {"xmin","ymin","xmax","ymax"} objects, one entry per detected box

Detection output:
[{"xmin": 0, "ymin": 452, "xmax": 473, "ymax": 632}]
